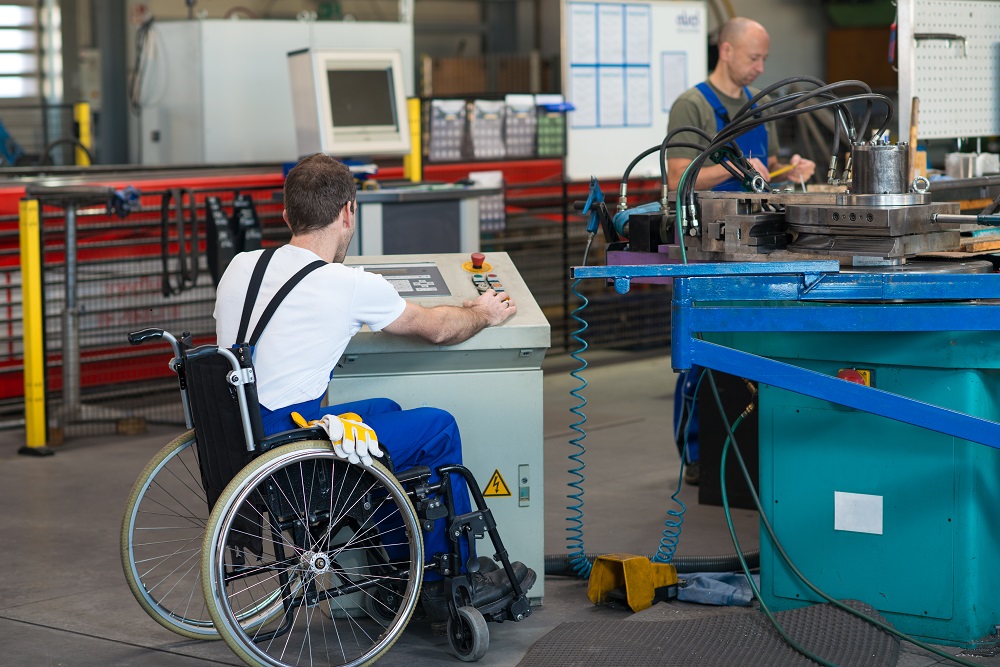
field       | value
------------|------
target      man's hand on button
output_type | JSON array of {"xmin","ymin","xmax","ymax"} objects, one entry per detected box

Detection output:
[{"xmin": 465, "ymin": 288, "xmax": 516, "ymax": 326}]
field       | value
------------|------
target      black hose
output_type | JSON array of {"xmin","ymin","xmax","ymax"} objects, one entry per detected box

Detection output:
[
  {"xmin": 39, "ymin": 138, "xmax": 94, "ymax": 166},
  {"xmin": 544, "ymin": 550, "xmax": 760, "ymax": 577}
]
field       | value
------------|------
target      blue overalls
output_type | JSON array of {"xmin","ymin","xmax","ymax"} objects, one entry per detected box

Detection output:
[
  {"xmin": 262, "ymin": 397, "xmax": 472, "ymax": 582},
  {"xmin": 240, "ymin": 247, "xmax": 472, "ymax": 581},
  {"xmin": 673, "ymin": 84, "xmax": 769, "ymax": 468},
  {"xmin": 695, "ymin": 82, "xmax": 769, "ymax": 192}
]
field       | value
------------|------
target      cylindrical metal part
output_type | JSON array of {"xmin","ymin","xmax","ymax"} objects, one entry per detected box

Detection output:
[
  {"xmin": 933, "ymin": 214, "xmax": 977, "ymax": 225},
  {"xmin": 851, "ymin": 143, "xmax": 910, "ymax": 195},
  {"xmin": 63, "ymin": 206, "xmax": 80, "ymax": 423}
]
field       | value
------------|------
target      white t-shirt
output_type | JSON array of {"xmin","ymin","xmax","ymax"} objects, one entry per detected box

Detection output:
[{"xmin": 214, "ymin": 245, "xmax": 406, "ymax": 410}]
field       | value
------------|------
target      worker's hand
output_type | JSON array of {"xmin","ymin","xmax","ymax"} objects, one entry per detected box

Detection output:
[
  {"xmin": 785, "ymin": 154, "xmax": 815, "ymax": 183},
  {"xmin": 464, "ymin": 289, "xmax": 516, "ymax": 326},
  {"xmin": 746, "ymin": 157, "xmax": 769, "ymax": 177}
]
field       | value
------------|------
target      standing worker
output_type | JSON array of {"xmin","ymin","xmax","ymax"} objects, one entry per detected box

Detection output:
[
  {"xmin": 666, "ymin": 18, "xmax": 816, "ymax": 483},
  {"xmin": 666, "ymin": 16, "xmax": 816, "ymax": 191}
]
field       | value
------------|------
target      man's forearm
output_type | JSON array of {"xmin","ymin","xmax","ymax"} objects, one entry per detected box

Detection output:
[{"xmin": 422, "ymin": 304, "xmax": 492, "ymax": 346}]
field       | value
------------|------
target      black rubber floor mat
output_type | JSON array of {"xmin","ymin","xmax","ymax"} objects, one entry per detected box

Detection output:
[{"xmin": 516, "ymin": 600, "xmax": 900, "ymax": 667}]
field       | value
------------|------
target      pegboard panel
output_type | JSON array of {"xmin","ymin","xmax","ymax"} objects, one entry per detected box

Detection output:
[{"xmin": 898, "ymin": 0, "xmax": 1000, "ymax": 140}]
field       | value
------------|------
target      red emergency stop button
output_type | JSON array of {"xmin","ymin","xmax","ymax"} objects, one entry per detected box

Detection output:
[
  {"xmin": 836, "ymin": 368, "xmax": 871, "ymax": 386},
  {"xmin": 471, "ymin": 253, "xmax": 485, "ymax": 270}
]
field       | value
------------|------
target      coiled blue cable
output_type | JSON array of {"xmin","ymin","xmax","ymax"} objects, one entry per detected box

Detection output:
[
  {"xmin": 651, "ymin": 368, "xmax": 704, "ymax": 563},
  {"xmin": 651, "ymin": 469, "xmax": 687, "ymax": 564},
  {"xmin": 565, "ymin": 277, "xmax": 592, "ymax": 579}
]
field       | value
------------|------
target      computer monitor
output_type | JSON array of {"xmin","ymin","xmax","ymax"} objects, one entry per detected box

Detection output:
[{"xmin": 287, "ymin": 48, "xmax": 411, "ymax": 158}]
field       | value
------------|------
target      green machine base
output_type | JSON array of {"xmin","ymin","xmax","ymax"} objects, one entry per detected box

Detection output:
[{"xmin": 718, "ymin": 329, "xmax": 1000, "ymax": 647}]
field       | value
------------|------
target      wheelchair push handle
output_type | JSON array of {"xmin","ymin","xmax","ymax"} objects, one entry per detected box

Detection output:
[
  {"xmin": 127, "ymin": 328, "xmax": 191, "ymax": 373},
  {"xmin": 128, "ymin": 328, "xmax": 165, "ymax": 346}
]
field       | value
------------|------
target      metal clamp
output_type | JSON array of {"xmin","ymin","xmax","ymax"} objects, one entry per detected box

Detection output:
[
  {"xmin": 227, "ymin": 367, "xmax": 256, "ymax": 386},
  {"xmin": 914, "ymin": 33, "xmax": 967, "ymax": 58}
]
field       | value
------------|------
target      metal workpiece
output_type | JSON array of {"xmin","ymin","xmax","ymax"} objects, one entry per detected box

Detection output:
[
  {"xmin": 850, "ymin": 142, "xmax": 910, "ymax": 195},
  {"xmin": 690, "ymin": 189, "xmax": 962, "ymax": 261},
  {"xmin": 784, "ymin": 229, "xmax": 960, "ymax": 258},
  {"xmin": 834, "ymin": 192, "xmax": 931, "ymax": 207},
  {"xmin": 933, "ymin": 212, "xmax": 1000, "ymax": 227}
]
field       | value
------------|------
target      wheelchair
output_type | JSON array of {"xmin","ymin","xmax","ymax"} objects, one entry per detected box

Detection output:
[{"xmin": 120, "ymin": 328, "xmax": 532, "ymax": 666}]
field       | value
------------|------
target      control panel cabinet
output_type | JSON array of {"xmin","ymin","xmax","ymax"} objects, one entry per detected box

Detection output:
[{"xmin": 328, "ymin": 252, "xmax": 550, "ymax": 600}]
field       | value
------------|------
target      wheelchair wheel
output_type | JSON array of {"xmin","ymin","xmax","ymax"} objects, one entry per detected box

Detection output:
[
  {"xmin": 121, "ymin": 430, "xmax": 288, "ymax": 639},
  {"xmin": 202, "ymin": 441, "xmax": 423, "ymax": 667},
  {"xmin": 121, "ymin": 430, "xmax": 220, "ymax": 639},
  {"xmin": 447, "ymin": 605, "xmax": 489, "ymax": 662}
]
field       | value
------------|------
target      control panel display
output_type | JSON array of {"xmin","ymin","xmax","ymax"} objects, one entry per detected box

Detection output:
[{"xmin": 361, "ymin": 263, "xmax": 450, "ymax": 297}]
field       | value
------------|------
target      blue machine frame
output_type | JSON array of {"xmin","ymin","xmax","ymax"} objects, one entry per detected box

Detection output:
[
  {"xmin": 573, "ymin": 259, "xmax": 1000, "ymax": 644},
  {"xmin": 571, "ymin": 261, "xmax": 1000, "ymax": 448}
]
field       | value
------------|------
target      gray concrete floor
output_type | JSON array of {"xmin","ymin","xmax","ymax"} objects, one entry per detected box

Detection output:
[{"xmin": 0, "ymin": 349, "xmax": 994, "ymax": 666}]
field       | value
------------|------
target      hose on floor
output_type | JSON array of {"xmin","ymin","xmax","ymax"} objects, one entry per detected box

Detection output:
[{"xmin": 544, "ymin": 550, "xmax": 761, "ymax": 577}]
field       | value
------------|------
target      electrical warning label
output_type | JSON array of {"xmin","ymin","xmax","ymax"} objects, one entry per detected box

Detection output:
[{"xmin": 483, "ymin": 469, "xmax": 512, "ymax": 497}]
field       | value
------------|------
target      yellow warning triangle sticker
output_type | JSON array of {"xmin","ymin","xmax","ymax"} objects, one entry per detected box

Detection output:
[{"xmin": 483, "ymin": 469, "xmax": 512, "ymax": 497}]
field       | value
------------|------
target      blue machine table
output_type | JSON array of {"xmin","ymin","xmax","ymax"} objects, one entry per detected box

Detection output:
[{"xmin": 573, "ymin": 260, "xmax": 1000, "ymax": 646}]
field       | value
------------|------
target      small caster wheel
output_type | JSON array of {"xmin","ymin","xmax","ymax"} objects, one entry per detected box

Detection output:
[{"xmin": 447, "ymin": 605, "xmax": 489, "ymax": 662}]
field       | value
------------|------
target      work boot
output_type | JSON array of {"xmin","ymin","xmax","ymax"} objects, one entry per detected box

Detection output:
[
  {"xmin": 421, "ymin": 560, "xmax": 537, "ymax": 634},
  {"xmin": 684, "ymin": 461, "xmax": 700, "ymax": 486}
]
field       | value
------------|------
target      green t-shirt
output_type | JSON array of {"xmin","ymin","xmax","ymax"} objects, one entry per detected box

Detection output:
[{"xmin": 666, "ymin": 80, "xmax": 780, "ymax": 161}]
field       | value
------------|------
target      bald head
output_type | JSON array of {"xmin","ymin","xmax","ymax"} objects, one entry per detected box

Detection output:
[
  {"xmin": 717, "ymin": 17, "xmax": 768, "ymax": 48},
  {"xmin": 711, "ymin": 17, "xmax": 770, "ymax": 94}
]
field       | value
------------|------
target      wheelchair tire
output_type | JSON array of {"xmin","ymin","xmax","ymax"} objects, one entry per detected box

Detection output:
[
  {"xmin": 447, "ymin": 605, "xmax": 490, "ymax": 662},
  {"xmin": 121, "ymin": 430, "xmax": 220, "ymax": 639},
  {"xmin": 202, "ymin": 442, "xmax": 423, "ymax": 667},
  {"xmin": 121, "ymin": 430, "xmax": 287, "ymax": 640}
]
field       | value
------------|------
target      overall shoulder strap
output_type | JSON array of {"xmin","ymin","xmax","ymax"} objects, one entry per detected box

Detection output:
[
  {"xmin": 236, "ymin": 247, "xmax": 277, "ymax": 344},
  {"xmin": 696, "ymin": 81, "xmax": 730, "ymax": 129},
  {"xmin": 247, "ymin": 259, "xmax": 327, "ymax": 346}
]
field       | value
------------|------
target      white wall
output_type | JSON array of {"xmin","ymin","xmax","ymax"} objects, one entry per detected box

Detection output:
[{"xmin": 730, "ymin": 0, "xmax": 828, "ymax": 88}]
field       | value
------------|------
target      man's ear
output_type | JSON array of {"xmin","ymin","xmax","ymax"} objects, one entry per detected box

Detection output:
[{"xmin": 282, "ymin": 209, "xmax": 291, "ymax": 228}]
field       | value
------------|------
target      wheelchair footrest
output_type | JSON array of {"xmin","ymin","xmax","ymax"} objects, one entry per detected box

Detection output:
[{"xmin": 473, "ymin": 589, "xmax": 532, "ymax": 623}]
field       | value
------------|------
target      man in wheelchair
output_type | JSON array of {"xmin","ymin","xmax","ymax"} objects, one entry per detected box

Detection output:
[{"xmin": 213, "ymin": 153, "xmax": 536, "ymax": 633}]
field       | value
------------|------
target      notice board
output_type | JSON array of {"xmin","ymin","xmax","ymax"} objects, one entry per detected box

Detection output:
[{"xmin": 561, "ymin": 0, "xmax": 707, "ymax": 182}]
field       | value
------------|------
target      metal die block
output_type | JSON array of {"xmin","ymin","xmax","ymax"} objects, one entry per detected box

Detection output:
[
  {"xmin": 627, "ymin": 213, "xmax": 667, "ymax": 253},
  {"xmin": 786, "ymin": 202, "xmax": 961, "ymax": 237},
  {"xmin": 725, "ymin": 212, "xmax": 788, "ymax": 252}
]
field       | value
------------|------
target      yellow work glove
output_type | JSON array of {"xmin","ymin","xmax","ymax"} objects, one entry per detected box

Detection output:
[{"xmin": 290, "ymin": 411, "xmax": 382, "ymax": 466}]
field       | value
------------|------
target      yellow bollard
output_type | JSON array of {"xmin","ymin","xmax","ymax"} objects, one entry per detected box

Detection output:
[
  {"xmin": 18, "ymin": 199, "xmax": 52, "ymax": 455},
  {"xmin": 402, "ymin": 97, "xmax": 422, "ymax": 183},
  {"xmin": 73, "ymin": 102, "xmax": 92, "ymax": 166}
]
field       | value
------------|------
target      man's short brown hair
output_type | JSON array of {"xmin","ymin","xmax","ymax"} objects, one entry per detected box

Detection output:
[{"xmin": 283, "ymin": 153, "xmax": 357, "ymax": 235}]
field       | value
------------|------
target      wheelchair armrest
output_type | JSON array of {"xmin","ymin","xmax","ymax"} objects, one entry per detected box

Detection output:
[
  {"xmin": 394, "ymin": 466, "xmax": 432, "ymax": 485},
  {"xmin": 259, "ymin": 426, "xmax": 330, "ymax": 452},
  {"xmin": 256, "ymin": 429, "xmax": 395, "ymax": 474}
]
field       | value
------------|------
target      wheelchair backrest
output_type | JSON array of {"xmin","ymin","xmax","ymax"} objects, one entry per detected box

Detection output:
[{"xmin": 183, "ymin": 344, "xmax": 265, "ymax": 510}]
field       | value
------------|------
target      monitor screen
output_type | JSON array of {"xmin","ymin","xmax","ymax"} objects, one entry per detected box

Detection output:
[
  {"xmin": 288, "ymin": 49, "xmax": 411, "ymax": 158},
  {"xmin": 326, "ymin": 68, "xmax": 396, "ymax": 128}
]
